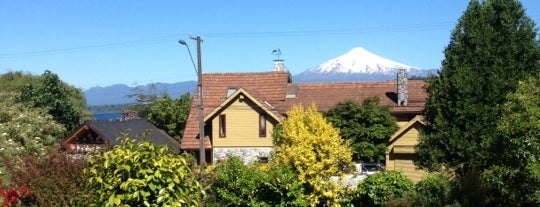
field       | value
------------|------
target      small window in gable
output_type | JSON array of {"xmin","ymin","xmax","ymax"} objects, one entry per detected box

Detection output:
[
  {"xmin": 259, "ymin": 114, "xmax": 267, "ymax": 138},
  {"xmin": 219, "ymin": 114, "xmax": 226, "ymax": 138}
]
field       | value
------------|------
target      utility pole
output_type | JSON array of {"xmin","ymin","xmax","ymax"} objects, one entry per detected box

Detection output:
[
  {"xmin": 192, "ymin": 36, "xmax": 205, "ymax": 165},
  {"xmin": 179, "ymin": 36, "xmax": 205, "ymax": 165}
]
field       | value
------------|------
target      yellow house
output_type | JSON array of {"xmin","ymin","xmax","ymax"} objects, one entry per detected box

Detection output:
[
  {"xmin": 204, "ymin": 88, "xmax": 283, "ymax": 163},
  {"xmin": 386, "ymin": 115, "xmax": 427, "ymax": 182},
  {"xmin": 181, "ymin": 68, "xmax": 427, "ymax": 173}
]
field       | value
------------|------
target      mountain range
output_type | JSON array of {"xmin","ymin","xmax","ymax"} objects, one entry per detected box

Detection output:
[{"xmin": 85, "ymin": 47, "xmax": 436, "ymax": 106}]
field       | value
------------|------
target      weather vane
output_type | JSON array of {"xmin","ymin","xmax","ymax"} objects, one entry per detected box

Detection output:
[{"xmin": 272, "ymin": 49, "xmax": 282, "ymax": 60}]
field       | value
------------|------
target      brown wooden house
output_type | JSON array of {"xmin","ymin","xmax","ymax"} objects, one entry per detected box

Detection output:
[{"xmin": 62, "ymin": 119, "xmax": 180, "ymax": 154}]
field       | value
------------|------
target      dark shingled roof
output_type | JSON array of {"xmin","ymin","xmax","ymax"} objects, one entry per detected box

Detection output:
[{"xmin": 66, "ymin": 119, "xmax": 180, "ymax": 153}]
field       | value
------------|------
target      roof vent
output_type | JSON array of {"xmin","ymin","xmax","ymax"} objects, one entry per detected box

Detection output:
[{"xmin": 286, "ymin": 85, "xmax": 298, "ymax": 98}]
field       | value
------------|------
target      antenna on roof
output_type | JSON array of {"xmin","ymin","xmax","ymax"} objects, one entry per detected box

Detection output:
[
  {"xmin": 271, "ymin": 49, "xmax": 286, "ymax": 72},
  {"xmin": 272, "ymin": 49, "xmax": 282, "ymax": 61}
]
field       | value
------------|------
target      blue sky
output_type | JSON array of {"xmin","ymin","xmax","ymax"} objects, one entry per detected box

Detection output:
[{"xmin": 1, "ymin": 1, "xmax": 539, "ymax": 90}]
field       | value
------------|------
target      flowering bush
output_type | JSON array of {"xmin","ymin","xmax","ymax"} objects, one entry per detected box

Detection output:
[
  {"xmin": 0, "ymin": 178, "xmax": 35, "ymax": 206},
  {"xmin": 5, "ymin": 149, "xmax": 91, "ymax": 206},
  {"xmin": 0, "ymin": 94, "xmax": 65, "ymax": 180}
]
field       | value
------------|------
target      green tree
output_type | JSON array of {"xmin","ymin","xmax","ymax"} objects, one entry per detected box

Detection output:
[
  {"xmin": 0, "ymin": 94, "xmax": 65, "ymax": 180},
  {"xmin": 17, "ymin": 70, "xmax": 90, "ymax": 132},
  {"xmin": 84, "ymin": 135, "xmax": 204, "ymax": 207},
  {"xmin": 147, "ymin": 93, "xmax": 192, "ymax": 141},
  {"xmin": 416, "ymin": 0, "xmax": 540, "ymax": 173},
  {"xmin": 274, "ymin": 104, "xmax": 354, "ymax": 206},
  {"xmin": 479, "ymin": 76, "xmax": 540, "ymax": 205},
  {"xmin": 324, "ymin": 97, "xmax": 398, "ymax": 163},
  {"xmin": 127, "ymin": 84, "xmax": 161, "ymax": 118}
]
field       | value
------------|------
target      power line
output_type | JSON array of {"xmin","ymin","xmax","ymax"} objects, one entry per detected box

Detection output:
[{"xmin": 0, "ymin": 22, "xmax": 456, "ymax": 58}]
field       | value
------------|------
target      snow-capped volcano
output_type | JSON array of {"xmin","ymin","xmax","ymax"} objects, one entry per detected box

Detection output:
[
  {"xmin": 293, "ymin": 47, "xmax": 430, "ymax": 82},
  {"xmin": 311, "ymin": 47, "xmax": 415, "ymax": 74}
]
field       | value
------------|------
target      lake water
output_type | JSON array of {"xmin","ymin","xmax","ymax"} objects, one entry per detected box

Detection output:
[{"xmin": 94, "ymin": 113, "xmax": 123, "ymax": 121}]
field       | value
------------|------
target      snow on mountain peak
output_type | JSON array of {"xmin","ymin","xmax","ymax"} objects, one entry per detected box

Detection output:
[{"xmin": 309, "ymin": 47, "xmax": 416, "ymax": 74}]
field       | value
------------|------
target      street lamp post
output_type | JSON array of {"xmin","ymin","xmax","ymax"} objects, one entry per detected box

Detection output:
[{"xmin": 179, "ymin": 36, "xmax": 205, "ymax": 165}]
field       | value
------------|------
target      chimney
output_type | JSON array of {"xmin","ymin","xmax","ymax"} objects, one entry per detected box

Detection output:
[
  {"xmin": 397, "ymin": 69, "xmax": 408, "ymax": 106},
  {"xmin": 272, "ymin": 49, "xmax": 287, "ymax": 72},
  {"xmin": 273, "ymin": 59, "xmax": 286, "ymax": 72}
]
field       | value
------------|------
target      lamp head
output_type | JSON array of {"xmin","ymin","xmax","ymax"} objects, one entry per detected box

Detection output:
[{"xmin": 179, "ymin": 40, "xmax": 187, "ymax": 45}]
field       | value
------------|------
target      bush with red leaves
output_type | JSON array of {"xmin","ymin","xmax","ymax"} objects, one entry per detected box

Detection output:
[
  {"xmin": 4, "ymin": 149, "xmax": 93, "ymax": 206},
  {"xmin": 0, "ymin": 178, "xmax": 35, "ymax": 207}
]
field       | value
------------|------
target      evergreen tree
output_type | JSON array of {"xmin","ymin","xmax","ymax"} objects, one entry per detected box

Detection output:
[
  {"xmin": 416, "ymin": 0, "xmax": 540, "ymax": 173},
  {"xmin": 324, "ymin": 97, "xmax": 398, "ymax": 163}
]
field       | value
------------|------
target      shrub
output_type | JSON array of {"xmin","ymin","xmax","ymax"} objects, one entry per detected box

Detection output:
[
  {"xmin": 4, "ymin": 148, "xmax": 90, "ymax": 206},
  {"xmin": 355, "ymin": 171, "xmax": 414, "ymax": 207},
  {"xmin": 85, "ymin": 136, "xmax": 204, "ymax": 207},
  {"xmin": 204, "ymin": 157, "xmax": 307, "ymax": 207},
  {"xmin": 0, "ymin": 179, "xmax": 35, "ymax": 206},
  {"xmin": 411, "ymin": 173, "xmax": 454, "ymax": 207}
]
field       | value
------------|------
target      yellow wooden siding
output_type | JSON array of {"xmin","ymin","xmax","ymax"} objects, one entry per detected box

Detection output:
[
  {"xmin": 211, "ymin": 97, "xmax": 275, "ymax": 147},
  {"xmin": 397, "ymin": 120, "xmax": 409, "ymax": 128},
  {"xmin": 393, "ymin": 127, "xmax": 420, "ymax": 146},
  {"xmin": 386, "ymin": 120, "xmax": 426, "ymax": 182},
  {"xmin": 394, "ymin": 155, "xmax": 425, "ymax": 182}
]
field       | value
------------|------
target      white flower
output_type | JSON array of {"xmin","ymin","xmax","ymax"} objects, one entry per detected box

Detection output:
[{"xmin": 1, "ymin": 132, "xmax": 7, "ymax": 136}]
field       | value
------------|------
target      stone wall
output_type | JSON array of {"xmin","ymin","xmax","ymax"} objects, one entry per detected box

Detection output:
[{"xmin": 213, "ymin": 147, "xmax": 273, "ymax": 164}]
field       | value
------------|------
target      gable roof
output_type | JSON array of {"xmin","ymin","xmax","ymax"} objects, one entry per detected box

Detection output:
[
  {"xmin": 181, "ymin": 71, "xmax": 291, "ymax": 150},
  {"xmin": 204, "ymin": 88, "xmax": 283, "ymax": 123},
  {"xmin": 180, "ymin": 71, "xmax": 427, "ymax": 151},
  {"xmin": 388, "ymin": 115, "xmax": 426, "ymax": 145},
  {"xmin": 64, "ymin": 119, "xmax": 180, "ymax": 153}
]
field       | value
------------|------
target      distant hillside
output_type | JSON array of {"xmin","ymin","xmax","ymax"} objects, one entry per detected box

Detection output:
[{"xmin": 85, "ymin": 81, "xmax": 196, "ymax": 106}]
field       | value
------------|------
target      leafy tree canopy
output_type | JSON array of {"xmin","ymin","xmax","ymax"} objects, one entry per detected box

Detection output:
[
  {"xmin": 416, "ymin": 0, "xmax": 540, "ymax": 172},
  {"xmin": 273, "ymin": 104, "xmax": 354, "ymax": 206},
  {"xmin": 147, "ymin": 93, "xmax": 192, "ymax": 142},
  {"xmin": 0, "ymin": 94, "xmax": 65, "ymax": 180},
  {"xmin": 324, "ymin": 97, "xmax": 398, "ymax": 163},
  {"xmin": 1, "ymin": 70, "xmax": 92, "ymax": 132}
]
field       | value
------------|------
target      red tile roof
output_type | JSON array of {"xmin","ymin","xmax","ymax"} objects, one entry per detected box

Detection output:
[
  {"xmin": 180, "ymin": 71, "xmax": 426, "ymax": 150},
  {"xmin": 274, "ymin": 80, "xmax": 426, "ymax": 114},
  {"xmin": 181, "ymin": 71, "xmax": 291, "ymax": 150}
]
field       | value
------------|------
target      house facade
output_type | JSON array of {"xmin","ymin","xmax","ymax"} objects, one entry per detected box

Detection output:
[
  {"xmin": 181, "ymin": 67, "xmax": 427, "ymax": 173},
  {"xmin": 386, "ymin": 115, "xmax": 427, "ymax": 182}
]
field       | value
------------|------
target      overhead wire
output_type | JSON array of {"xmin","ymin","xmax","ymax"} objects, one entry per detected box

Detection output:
[{"xmin": 0, "ymin": 22, "xmax": 457, "ymax": 58}]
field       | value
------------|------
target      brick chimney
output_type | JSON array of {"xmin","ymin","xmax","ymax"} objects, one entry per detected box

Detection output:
[{"xmin": 397, "ymin": 69, "xmax": 408, "ymax": 106}]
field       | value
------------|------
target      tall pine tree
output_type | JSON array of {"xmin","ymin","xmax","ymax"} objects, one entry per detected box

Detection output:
[{"xmin": 416, "ymin": 0, "xmax": 540, "ymax": 173}]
